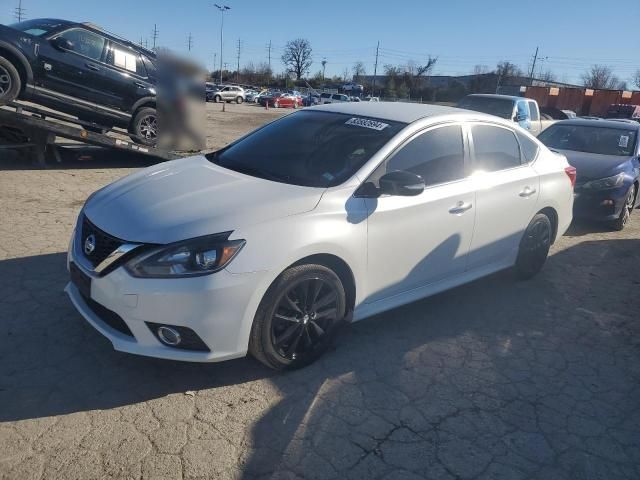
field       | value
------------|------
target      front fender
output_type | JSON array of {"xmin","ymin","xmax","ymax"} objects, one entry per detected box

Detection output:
[{"xmin": 0, "ymin": 40, "xmax": 34, "ymax": 86}]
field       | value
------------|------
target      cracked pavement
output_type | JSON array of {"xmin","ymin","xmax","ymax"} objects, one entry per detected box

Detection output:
[{"xmin": 1, "ymin": 104, "xmax": 640, "ymax": 479}]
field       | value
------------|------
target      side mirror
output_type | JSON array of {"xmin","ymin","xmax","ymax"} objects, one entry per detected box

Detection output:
[
  {"xmin": 379, "ymin": 170, "xmax": 425, "ymax": 196},
  {"xmin": 52, "ymin": 36, "xmax": 73, "ymax": 51}
]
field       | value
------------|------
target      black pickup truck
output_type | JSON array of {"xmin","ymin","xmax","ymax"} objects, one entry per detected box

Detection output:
[{"xmin": 0, "ymin": 19, "xmax": 158, "ymax": 145}]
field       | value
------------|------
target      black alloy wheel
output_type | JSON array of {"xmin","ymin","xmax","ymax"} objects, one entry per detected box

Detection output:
[
  {"xmin": 611, "ymin": 186, "xmax": 636, "ymax": 231},
  {"xmin": 270, "ymin": 277, "xmax": 339, "ymax": 361},
  {"xmin": 515, "ymin": 213, "xmax": 552, "ymax": 279},
  {"xmin": 249, "ymin": 264, "xmax": 346, "ymax": 370}
]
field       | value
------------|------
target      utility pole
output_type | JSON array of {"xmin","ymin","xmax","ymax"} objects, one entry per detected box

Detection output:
[
  {"xmin": 213, "ymin": 53, "xmax": 217, "ymax": 77},
  {"xmin": 187, "ymin": 33, "xmax": 193, "ymax": 51},
  {"xmin": 14, "ymin": 0, "xmax": 26, "ymax": 22},
  {"xmin": 266, "ymin": 40, "xmax": 272, "ymax": 71},
  {"xmin": 236, "ymin": 38, "xmax": 241, "ymax": 82},
  {"xmin": 373, "ymin": 41, "xmax": 380, "ymax": 95},
  {"xmin": 321, "ymin": 58, "xmax": 327, "ymax": 81},
  {"xmin": 214, "ymin": 4, "xmax": 231, "ymax": 85},
  {"xmin": 152, "ymin": 24, "xmax": 159, "ymax": 49},
  {"xmin": 528, "ymin": 46, "xmax": 539, "ymax": 86}
]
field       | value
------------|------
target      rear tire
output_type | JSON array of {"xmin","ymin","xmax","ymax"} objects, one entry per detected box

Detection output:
[
  {"xmin": 235, "ymin": 96, "xmax": 243, "ymax": 104},
  {"xmin": 610, "ymin": 185, "xmax": 636, "ymax": 231},
  {"xmin": 249, "ymin": 264, "xmax": 346, "ymax": 370},
  {"xmin": 515, "ymin": 213, "xmax": 552, "ymax": 280},
  {"xmin": 129, "ymin": 107, "xmax": 158, "ymax": 146},
  {"xmin": 0, "ymin": 56, "xmax": 21, "ymax": 105}
]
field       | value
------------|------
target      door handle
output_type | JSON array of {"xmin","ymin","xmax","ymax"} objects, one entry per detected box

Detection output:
[
  {"xmin": 519, "ymin": 186, "xmax": 537, "ymax": 197},
  {"xmin": 449, "ymin": 201, "xmax": 473, "ymax": 215},
  {"xmin": 85, "ymin": 63, "xmax": 100, "ymax": 71}
]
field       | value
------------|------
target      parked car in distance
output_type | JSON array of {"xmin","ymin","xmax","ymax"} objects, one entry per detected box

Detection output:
[
  {"xmin": 67, "ymin": 103, "xmax": 574, "ymax": 369},
  {"xmin": 604, "ymin": 104, "xmax": 640, "ymax": 122},
  {"xmin": 321, "ymin": 93, "xmax": 350, "ymax": 104},
  {"xmin": 350, "ymin": 96, "xmax": 361, "ymax": 102},
  {"xmin": 457, "ymin": 94, "xmax": 554, "ymax": 136},
  {"xmin": 343, "ymin": 82, "xmax": 364, "ymax": 93},
  {"xmin": 363, "ymin": 96, "xmax": 380, "ymax": 102},
  {"xmin": 267, "ymin": 92, "xmax": 300, "ymax": 109},
  {"xmin": 303, "ymin": 93, "xmax": 320, "ymax": 107},
  {"xmin": 538, "ymin": 119, "xmax": 640, "ymax": 230},
  {"xmin": 211, "ymin": 85, "xmax": 245, "ymax": 104},
  {"xmin": 253, "ymin": 90, "xmax": 270, "ymax": 104},
  {"xmin": 205, "ymin": 83, "xmax": 221, "ymax": 102},
  {"xmin": 244, "ymin": 90, "xmax": 260, "ymax": 102},
  {"xmin": 541, "ymin": 107, "xmax": 576, "ymax": 121},
  {"xmin": 1, "ymin": 18, "xmax": 158, "ymax": 144}
]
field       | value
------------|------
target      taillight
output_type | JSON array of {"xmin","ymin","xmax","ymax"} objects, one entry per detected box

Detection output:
[{"xmin": 564, "ymin": 166, "xmax": 577, "ymax": 188}]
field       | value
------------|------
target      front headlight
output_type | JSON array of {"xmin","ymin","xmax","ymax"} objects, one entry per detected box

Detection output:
[
  {"xmin": 125, "ymin": 233, "xmax": 245, "ymax": 278},
  {"xmin": 582, "ymin": 172, "xmax": 625, "ymax": 190}
]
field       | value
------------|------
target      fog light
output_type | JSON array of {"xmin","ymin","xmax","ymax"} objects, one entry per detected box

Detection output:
[
  {"xmin": 601, "ymin": 199, "xmax": 615, "ymax": 206},
  {"xmin": 157, "ymin": 326, "xmax": 181, "ymax": 346}
]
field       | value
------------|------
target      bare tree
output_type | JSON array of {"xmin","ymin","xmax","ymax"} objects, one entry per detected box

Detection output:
[
  {"xmin": 352, "ymin": 61, "xmax": 366, "ymax": 82},
  {"xmin": 495, "ymin": 61, "xmax": 523, "ymax": 79},
  {"xmin": 281, "ymin": 38, "xmax": 312, "ymax": 80},
  {"xmin": 414, "ymin": 56, "xmax": 438, "ymax": 77},
  {"xmin": 581, "ymin": 65, "xmax": 620, "ymax": 89},
  {"xmin": 538, "ymin": 70, "xmax": 556, "ymax": 82},
  {"xmin": 633, "ymin": 70, "xmax": 640, "ymax": 89},
  {"xmin": 473, "ymin": 64, "xmax": 490, "ymax": 75}
]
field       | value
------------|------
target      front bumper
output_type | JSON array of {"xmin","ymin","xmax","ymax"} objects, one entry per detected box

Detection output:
[
  {"xmin": 572, "ymin": 187, "xmax": 629, "ymax": 221},
  {"xmin": 66, "ymin": 235, "xmax": 267, "ymax": 362}
]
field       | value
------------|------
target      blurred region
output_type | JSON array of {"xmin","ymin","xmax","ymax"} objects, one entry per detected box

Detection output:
[{"xmin": 156, "ymin": 50, "xmax": 206, "ymax": 152}]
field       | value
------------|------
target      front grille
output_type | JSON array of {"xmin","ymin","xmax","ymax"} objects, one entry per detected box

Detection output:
[
  {"xmin": 81, "ymin": 216, "xmax": 125, "ymax": 268},
  {"xmin": 82, "ymin": 292, "xmax": 134, "ymax": 337}
]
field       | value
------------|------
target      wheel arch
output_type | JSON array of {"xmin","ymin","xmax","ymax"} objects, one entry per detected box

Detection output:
[
  {"xmin": 537, "ymin": 206, "xmax": 559, "ymax": 244},
  {"xmin": 131, "ymin": 96, "xmax": 156, "ymax": 116},
  {"xmin": 289, "ymin": 253, "xmax": 357, "ymax": 316},
  {"xmin": 0, "ymin": 42, "xmax": 33, "ymax": 92}
]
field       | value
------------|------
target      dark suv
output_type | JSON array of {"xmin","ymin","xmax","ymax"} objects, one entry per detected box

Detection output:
[{"xmin": 0, "ymin": 19, "xmax": 158, "ymax": 145}]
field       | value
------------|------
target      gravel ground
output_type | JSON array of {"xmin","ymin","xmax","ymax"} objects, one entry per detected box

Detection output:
[{"xmin": 1, "ymin": 103, "xmax": 639, "ymax": 480}]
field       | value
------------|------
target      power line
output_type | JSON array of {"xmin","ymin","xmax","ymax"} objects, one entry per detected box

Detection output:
[
  {"xmin": 14, "ymin": 0, "xmax": 26, "ymax": 22},
  {"xmin": 236, "ymin": 38, "xmax": 241, "ymax": 81},
  {"xmin": 266, "ymin": 40, "xmax": 272, "ymax": 70},
  {"xmin": 373, "ymin": 41, "xmax": 380, "ymax": 94},
  {"xmin": 151, "ymin": 24, "xmax": 159, "ymax": 49}
]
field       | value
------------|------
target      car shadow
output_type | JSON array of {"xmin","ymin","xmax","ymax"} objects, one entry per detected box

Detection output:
[
  {"xmin": 1, "ymin": 239, "xmax": 639, "ymax": 478},
  {"xmin": 0, "ymin": 145, "xmax": 164, "ymax": 171}
]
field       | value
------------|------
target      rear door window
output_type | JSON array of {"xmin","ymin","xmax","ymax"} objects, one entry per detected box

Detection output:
[
  {"xmin": 106, "ymin": 42, "xmax": 146, "ymax": 76},
  {"xmin": 472, "ymin": 124, "xmax": 522, "ymax": 171},
  {"xmin": 516, "ymin": 131, "xmax": 539, "ymax": 163}
]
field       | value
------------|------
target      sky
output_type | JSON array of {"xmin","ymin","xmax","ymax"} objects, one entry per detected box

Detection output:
[{"xmin": 2, "ymin": 0, "xmax": 639, "ymax": 86}]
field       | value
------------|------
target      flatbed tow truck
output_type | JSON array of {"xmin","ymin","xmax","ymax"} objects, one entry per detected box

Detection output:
[{"xmin": 0, "ymin": 101, "xmax": 180, "ymax": 165}]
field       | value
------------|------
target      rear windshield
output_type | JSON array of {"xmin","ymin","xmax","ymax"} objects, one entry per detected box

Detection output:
[
  {"xmin": 9, "ymin": 19, "xmax": 65, "ymax": 36},
  {"xmin": 538, "ymin": 124, "xmax": 637, "ymax": 157},
  {"xmin": 206, "ymin": 111, "xmax": 406, "ymax": 187},
  {"xmin": 457, "ymin": 97, "xmax": 514, "ymax": 119}
]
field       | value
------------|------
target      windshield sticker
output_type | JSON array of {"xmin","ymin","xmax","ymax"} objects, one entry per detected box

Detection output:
[
  {"xmin": 619, "ymin": 135, "xmax": 629, "ymax": 148},
  {"xmin": 345, "ymin": 117, "xmax": 389, "ymax": 131}
]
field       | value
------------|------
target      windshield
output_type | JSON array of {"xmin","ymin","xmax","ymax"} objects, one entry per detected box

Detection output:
[
  {"xmin": 538, "ymin": 124, "xmax": 637, "ymax": 156},
  {"xmin": 457, "ymin": 97, "xmax": 514, "ymax": 119},
  {"xmin": 9, "ymin": 19, "xmax": 65, "ymax": 36},
  {"xmin": 206, "ymin": 110, "xmax": 405, "ymax": 187}
]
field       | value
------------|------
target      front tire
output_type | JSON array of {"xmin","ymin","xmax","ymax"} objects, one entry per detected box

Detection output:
[
  {"xmin": 515, "ymin": 213, "xmax": 552, "ymax": 280},
  {"xmin": 0, "ymin": 56, "xmax": 21, "ymax": 105},
  {"xmin": 610, "ymin": 185, "xmax": 636, "ymax": 231},
  {"xmin": 249, "ymin": 264, "xmax": 346, "ymax": 370},
  {"xmin": 214, "ymin": 94, "xmax": 222, "ymax": 103}
]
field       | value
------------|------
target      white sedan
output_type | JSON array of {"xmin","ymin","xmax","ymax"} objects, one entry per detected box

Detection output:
[{"xmin": 66, "ymin": 103, "xmax": 575, "ymax": 369}]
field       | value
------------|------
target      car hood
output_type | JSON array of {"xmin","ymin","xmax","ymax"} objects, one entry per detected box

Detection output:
[
  {"xmin": 556, "ymin": 149, "xmax": 632, "ymax": 182},
  {"xmin": 83, "ymin": 155, "xmax": 324, "ymax": 244}
]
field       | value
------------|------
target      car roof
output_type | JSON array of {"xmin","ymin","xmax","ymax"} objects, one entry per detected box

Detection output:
[
  {"xmin": 311, "ymin": 102, "xmax": 490, "ymax": 124},
  {"xmin": 465, "ymin": 94, "xmax": 523, "ymax": 102},
  {"xmin": 550, "ymin": 118, "xmax": 640, "ymax": 130}
]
